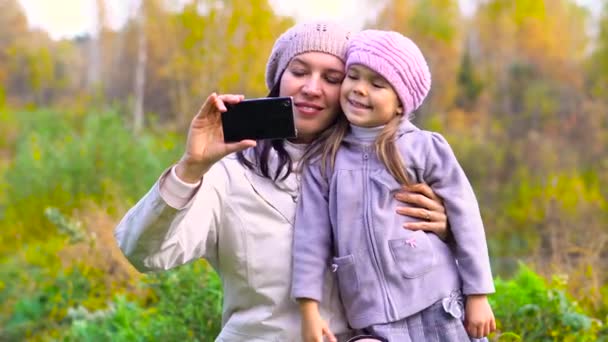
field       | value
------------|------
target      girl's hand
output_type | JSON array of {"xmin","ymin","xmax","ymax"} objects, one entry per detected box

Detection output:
[
  {"xmin": 299, "ymin": 299, "xmax": 336, "ymax": 342},
  {"xmin": 175, "ymin": 93, "xmax": 257, "ymax": 183},
  {"xmin": 464, "ymin": 295, "xmax": 496, "ymax": 338},
  {"xmin": 301, "ymin": 315, "xmax": 335, "ymax": 342},
  {"xmin": 393, "ymin": 183, "xmax": 450, "ymax": 241}
]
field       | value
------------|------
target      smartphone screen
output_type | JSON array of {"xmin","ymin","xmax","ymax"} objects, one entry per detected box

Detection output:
[{"xmin": 222, "ymin": 96, "xmax": 297, "ymax": 142}]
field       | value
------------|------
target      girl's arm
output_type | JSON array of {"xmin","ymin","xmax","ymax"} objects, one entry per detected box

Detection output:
[
  {"xmin": 423, "ymin": 132, "xmax": 495, "ymax": 295},
  {"xmin": 291, "ymin": 162, "xmax": 333, "ymax": 304}
]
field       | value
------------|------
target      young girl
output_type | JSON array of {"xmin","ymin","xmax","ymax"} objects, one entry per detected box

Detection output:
[{"xmin": 292, "ymin": 30, "xmax": 496, "ymax": 341}]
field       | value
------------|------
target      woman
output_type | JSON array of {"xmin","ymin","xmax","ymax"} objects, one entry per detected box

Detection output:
[{"xmin": 114, "ymin": 21, "xmax": 450, "ymax": 341}]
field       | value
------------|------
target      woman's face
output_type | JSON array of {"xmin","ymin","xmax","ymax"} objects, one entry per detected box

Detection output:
[{"xmin": 279, "ymin": 52, "xmax": 345, "ymax": 144}]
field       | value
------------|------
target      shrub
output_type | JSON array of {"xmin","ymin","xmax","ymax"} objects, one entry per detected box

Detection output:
[
  {"xmin": 63, "ymin": 261, "xmax": 223, "ymax": 342},
  {"xmin": 490, "ymin": 263, "xmax": 605, "ymax": 341},
  {"xmin": 0, "ymin": 109, "xmax": 181, "ymax": 254}
]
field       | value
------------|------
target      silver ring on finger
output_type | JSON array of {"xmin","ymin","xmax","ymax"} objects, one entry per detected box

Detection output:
[{"xmin": 423, "ymin": 209, "xmax": 431, "ymax": 221}]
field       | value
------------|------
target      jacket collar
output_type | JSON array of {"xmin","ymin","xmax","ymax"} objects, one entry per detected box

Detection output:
[
  {"xmin": 342, "ymin": 119, "xmax": 419, "ymax": 145},
  {"xmin": 242, "ymin": 148, "xmax": 299, "ymax": 225}
]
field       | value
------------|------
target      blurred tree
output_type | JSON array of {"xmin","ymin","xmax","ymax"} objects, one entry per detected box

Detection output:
[
  {"xmin": 86, "ymin": 0, "xmax": 106, "ymax": 90},
  {"xmin": 475, "ymin": 0, "xmax": 589, "ymax": 121},
  {"xmin": 152, "ymin": 0, "xmax": 293, "ymax": 127},
  {"xmin": 133, "ymin": 0, "xmax": 147, "ymax": 134},
  {"xmin": 588, "ymin": 1, "xmax": 608, "ymax": 102},
  {"xmin": 374, "ymin": 0, "xmax": 464, "ymax": 116},
  {"xmin": 455, "ymin": 48, "xmax": 483, "ymax": 111},
  {"xmin": 0, "ymin": 0, "xmax": 31, "ymax": 105},
  {"xmin": 102, "ymin": 0, "xmax": 293, "ymax": 128}
]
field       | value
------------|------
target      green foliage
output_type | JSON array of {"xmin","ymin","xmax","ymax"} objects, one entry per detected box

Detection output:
[
  {"xmin": 0, "ymin": 109, "xmax": 181, "ymax": 253},
  {"xmin": 0, "ymin": 237, "xmax": 119, "ymax": 341},
  {"xmin": 45, "ymin": 207, "xmax": 87, "ymax": 243},
  {"xmin": 62, "ymin": 262, "xmax": 223, "ymax": 341},
  {"xmin": 491, "ymin": 263, "xmax": 605, "ymax": 341}
]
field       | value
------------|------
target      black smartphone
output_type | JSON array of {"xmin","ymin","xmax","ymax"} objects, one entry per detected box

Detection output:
[{"xmin": 222, "ymin": 96, "xmax": 297, "ymax": 142}]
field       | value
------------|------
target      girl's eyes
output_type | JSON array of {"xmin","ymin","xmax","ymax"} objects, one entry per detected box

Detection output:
[{"xmin": 347, "ymin": 73, "xmax": 386, "ymax": 88}]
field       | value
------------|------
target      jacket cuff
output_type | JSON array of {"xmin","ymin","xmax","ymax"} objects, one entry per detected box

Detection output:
[
  {"xmin": 291, "ymin": 286, "xmax": 323, "ymax": 303},
  {"xmin": 158, "ymin": 165, "xmax": 200, "ymax": 209}
]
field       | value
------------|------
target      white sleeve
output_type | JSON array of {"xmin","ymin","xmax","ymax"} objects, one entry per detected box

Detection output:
[
  {"xmin": 114, "ymin": 162, "xmax": 227, "ymax": 272},
  {"xmin": 158, "ymin": 165, "xmax": 201, "ymax": 209}
]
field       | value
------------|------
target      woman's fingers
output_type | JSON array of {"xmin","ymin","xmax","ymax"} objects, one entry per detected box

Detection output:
[
  {"xmin": 403, "ymin": 183, "xmax": 442, "ymax": 203},
  {"xmin": 394, "ymin": 191, "xmax": 445, "ymax": 214},
  {"xmin": 217, "ymin": 93, "xmax": 245, "ymax": 105},
  {"xmin": 215, "ymin": 94, "xmax": 245, "ymax": 113},
  {"xmin": 224, "ymin": 140, "xmax": 257, "ymax": 154},
  {"xmin": 195, "ymin": 93, "xmax": 244, "ymax": 119},
  {"xmin": 403, "ymin": 221, "xmax": 448, "ymax": 240},
  {"xmin": 396, "ymin": 206, "xmax": 447, "ymax": 223}
]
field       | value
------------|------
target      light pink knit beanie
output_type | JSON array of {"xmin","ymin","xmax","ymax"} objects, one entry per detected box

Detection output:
[
  {"xmin": 265, "ymin": 21, "xmax": 351, "ymax": 91},
  {"xmin": 346, "ymin": 30, "xmax": 431, "ymax": 117}
]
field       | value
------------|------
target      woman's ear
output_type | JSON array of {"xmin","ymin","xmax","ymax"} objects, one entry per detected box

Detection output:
[{"xmin": 396, "ymin": 105, "xmax": 404, "ymax": 116}]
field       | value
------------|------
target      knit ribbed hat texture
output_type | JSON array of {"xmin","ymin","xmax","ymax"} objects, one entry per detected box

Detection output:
[
  {"xmin": 346, "ymin": 30, "xmax": 431, "ymax": 116},
  {"xmin": 265, "ymin": 21, "xmax": 351, "ymax": 90}
]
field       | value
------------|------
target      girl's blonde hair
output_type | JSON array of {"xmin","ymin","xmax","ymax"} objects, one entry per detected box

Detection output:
[{"xmin": 300, "ymin": 112, "xmax": 410, "ymax": 186}]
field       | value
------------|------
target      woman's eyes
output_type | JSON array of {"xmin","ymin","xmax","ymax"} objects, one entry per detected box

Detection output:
[
  {"xmin": 290, "ymin": 69, "xmax": 307, "ymax": 76},
  {"xmin": 325, "ymin": 75, "xmax": 344, "ymax": 84},
  {"xmin": 290, "ymin": 68, "xmax": 343, "ymax": 84}
]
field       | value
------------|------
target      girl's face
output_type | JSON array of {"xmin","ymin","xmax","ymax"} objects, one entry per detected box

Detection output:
[
  {"xmin": 280, "ymin": 52, "xmax": 345, "ymax": 143},
  {"xmin": 340, "ymin": 64, "xmax": 402, "ymax": 128}
]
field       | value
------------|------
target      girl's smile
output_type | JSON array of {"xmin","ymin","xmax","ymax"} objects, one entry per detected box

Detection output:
[{"xmin": 340, "ymin": 64, "xmax": 402, "ymax": 128}]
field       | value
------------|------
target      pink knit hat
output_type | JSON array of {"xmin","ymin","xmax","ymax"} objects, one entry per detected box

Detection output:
[
  {"xmin": 345, "ymin": 30, "xmax": 431, "ymax": 117},
  {"xmin": 265, "ymin": 21, "xmax": 351, "ymax": 91}
]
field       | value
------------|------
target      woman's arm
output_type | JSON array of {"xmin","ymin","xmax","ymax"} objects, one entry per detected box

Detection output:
[
  {"xmin": 114, "ymin": 162, "xmax": 225, "ymax": 272},
  {"xmin": 394, "ymin": 183, "xmax": 451, "ymax": 241},
  {"xmin": 114, "ymin": 93, "xmax": 256, "ymax": 272}
]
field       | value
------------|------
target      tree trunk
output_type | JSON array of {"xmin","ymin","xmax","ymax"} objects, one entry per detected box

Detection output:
[
  {"xmin": 133, "ymin": 2, "xmax": 147, "ymax": 135},
  {"xmin": 87, "ymin": 0, "xmax": 102, "ymax": 90}
]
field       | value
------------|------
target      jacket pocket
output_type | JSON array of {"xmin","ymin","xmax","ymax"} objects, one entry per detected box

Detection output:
[
  {"xmin": 389, "ymin": 230, "xmax": 436, "ymax": 278},
  {"xmin": 332, "ymin": 254, "xmax": 359, "ymax": 298}
]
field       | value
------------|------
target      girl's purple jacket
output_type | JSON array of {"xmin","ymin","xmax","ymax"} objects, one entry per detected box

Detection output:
[{"xmin": 291, "ymin": 120, "xmax": 495, "ymax": 329}]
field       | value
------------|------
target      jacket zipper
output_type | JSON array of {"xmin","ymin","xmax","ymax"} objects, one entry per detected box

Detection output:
[{"xmin": 362, "ymin": 147, "xmax": 398, "ymax": 321}]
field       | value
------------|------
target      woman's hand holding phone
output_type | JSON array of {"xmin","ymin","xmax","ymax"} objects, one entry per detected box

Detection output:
[{"xmin": 176, "ymin": 93, "xmax": 257, "ymax": 183}]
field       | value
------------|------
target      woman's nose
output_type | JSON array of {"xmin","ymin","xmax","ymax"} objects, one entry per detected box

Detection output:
[{"xmin": 302, "ymin": 76, "xmax": 322, "ymax": 97}]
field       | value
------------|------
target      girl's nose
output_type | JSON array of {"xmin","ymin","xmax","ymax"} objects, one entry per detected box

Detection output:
[{"xmin": 353, "ymin": 82, "xmax": 366, "ymax": 96}]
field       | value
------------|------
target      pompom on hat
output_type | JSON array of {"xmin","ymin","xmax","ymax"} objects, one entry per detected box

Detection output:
[
  {"xmin": 265, "ymin": 21, "xmax": 352, "ymax": 91},
  {"xmin": 345, "ymin": 30, "xmax": 431, "ymax": 117}
]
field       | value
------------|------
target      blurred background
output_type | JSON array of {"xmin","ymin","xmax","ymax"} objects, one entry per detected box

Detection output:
[{"xmin": 0, "ymin": 0, "xmax": 607, "ymax": 340}]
